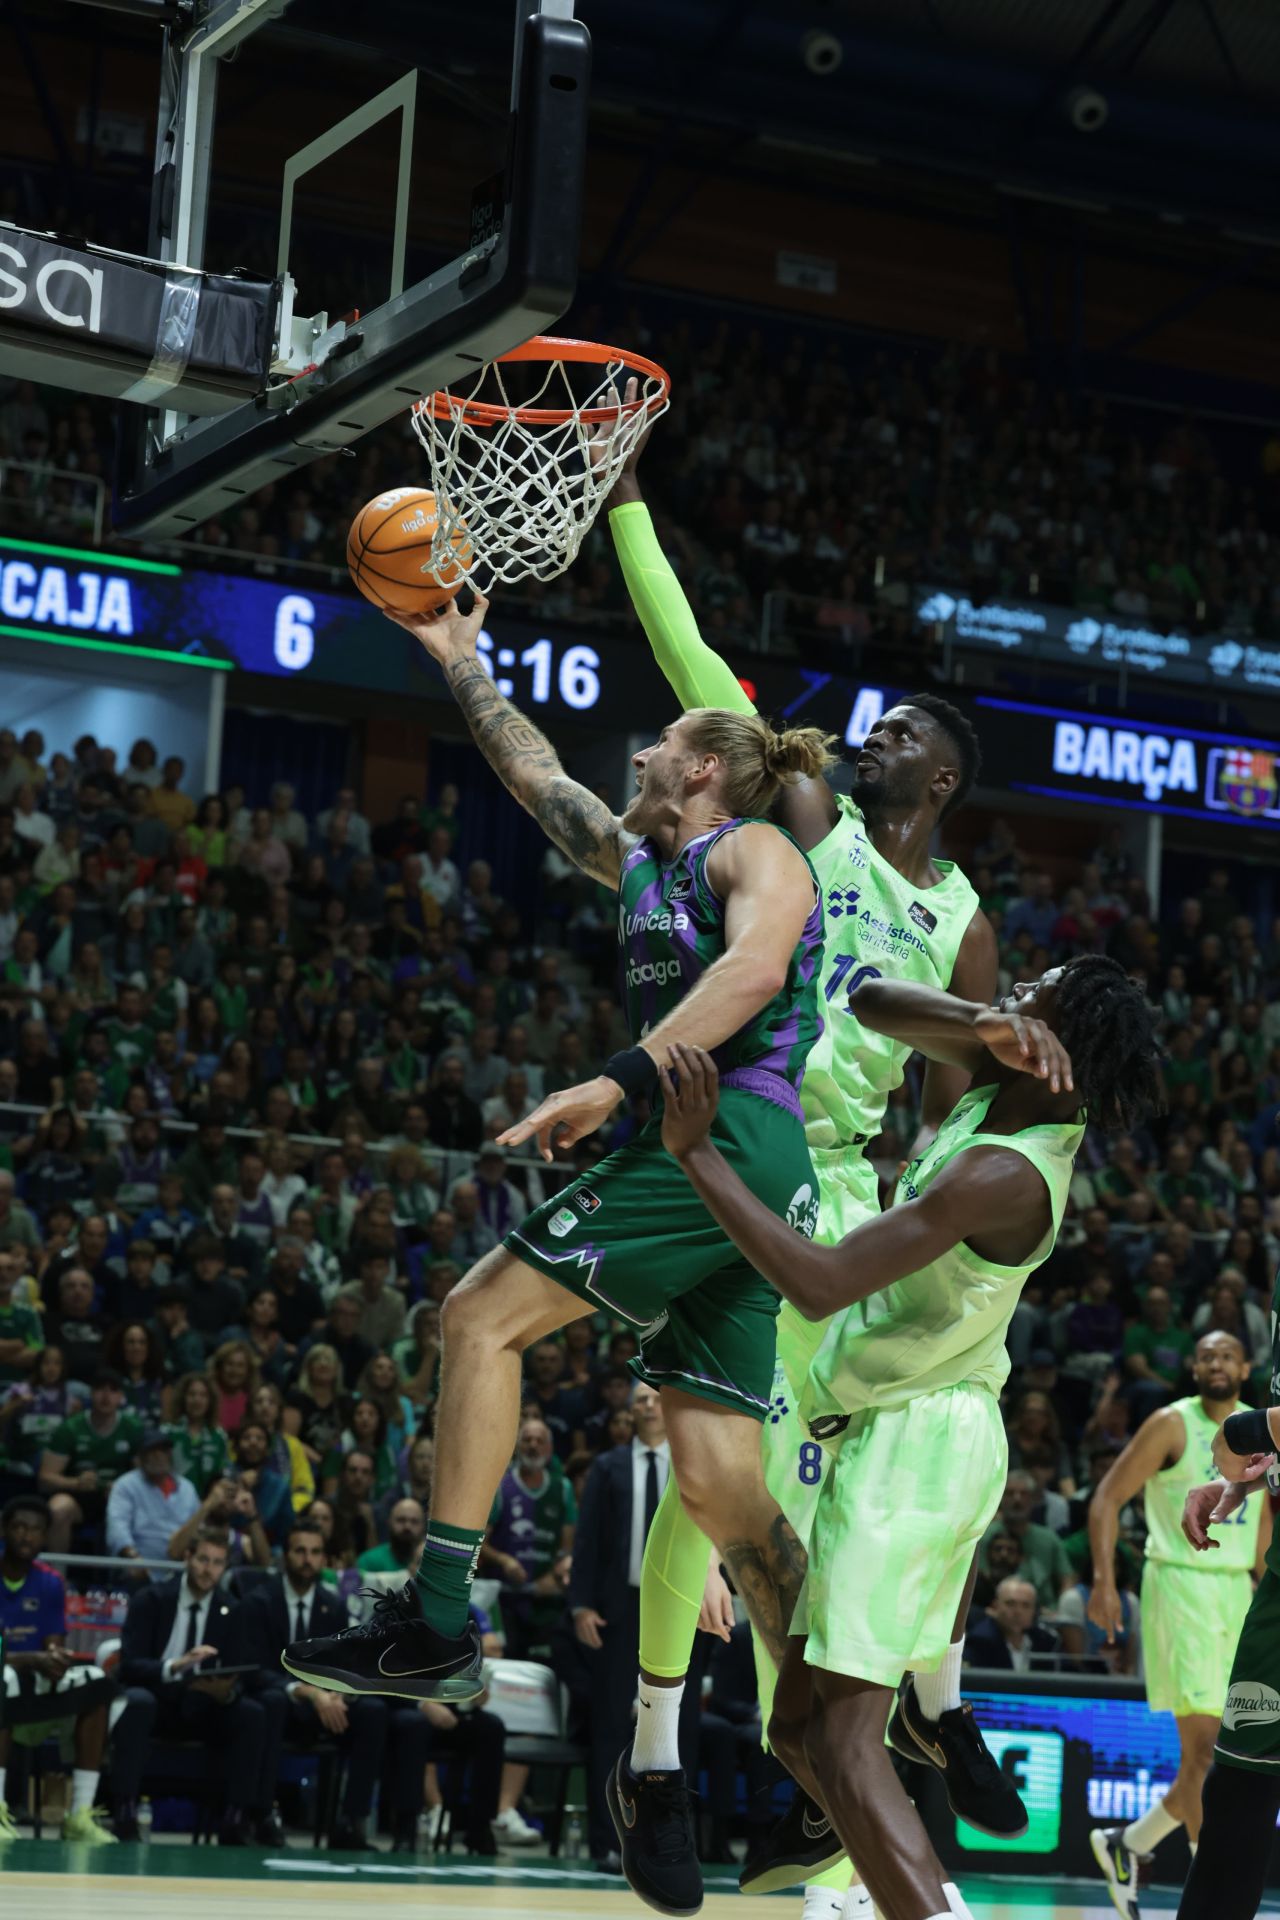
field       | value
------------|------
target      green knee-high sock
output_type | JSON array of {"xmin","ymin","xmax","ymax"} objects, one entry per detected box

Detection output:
[
  {"xmin": 638, "ymin": 1473, "xmax": 712, "ymax": 1679},
  {"xmin": 416, "ymin": 1519, "xmax": 485, "ymax": 1636}
]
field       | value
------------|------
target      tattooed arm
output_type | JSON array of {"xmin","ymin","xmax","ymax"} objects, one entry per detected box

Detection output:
[{"xmin": 388, "ymin": 594, "xmax": 635, "ymax": 888}]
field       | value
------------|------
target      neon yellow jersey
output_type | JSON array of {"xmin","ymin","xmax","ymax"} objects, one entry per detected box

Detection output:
[
  {"xmin": 801, "ymin": 796, "xmax": 978, "ymax": 1151},
  {"xmin": 802, "ymin": 1084, "xmax": 1082, "ymax": 1424},
  {"xmin": 1145, "ymin": 1395, "xmax": 1262, "ymax": 1573},
  {"xmin": 606, "ymin": 507, "xmax": 979, "ymax": 1154}
]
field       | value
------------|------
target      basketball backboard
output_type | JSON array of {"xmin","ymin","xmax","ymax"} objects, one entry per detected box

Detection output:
[{"xmin": 103, "ymin": 0, "xmax": 590, "ymax": 539}]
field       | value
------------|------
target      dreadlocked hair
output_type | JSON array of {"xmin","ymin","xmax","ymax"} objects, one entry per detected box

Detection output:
[
  {"xmin": 1051, "ymin": 954, "xmax": 1165, "ymax": 1133},
  {"xmin": 904, "ymin": 692, "xmax": 982, "ymax": 816}
]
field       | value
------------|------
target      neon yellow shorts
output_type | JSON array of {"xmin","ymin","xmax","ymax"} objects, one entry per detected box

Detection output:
[
  {"xmin": 794, "ymin": 1382, "xmax": 1007, "ymax": 1688},
  {"xmin": 1142, "ymin": 1560, "xmax": 1254, "ymax": 1719}
]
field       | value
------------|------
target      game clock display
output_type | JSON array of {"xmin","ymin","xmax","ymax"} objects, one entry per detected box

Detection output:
[
  {"xmin": 0, "ymin": 536, "xmax": 613, "ymax": 722},
  {"xmin": 9, "ymin": 538, "xmax": 1280, "ymax": 833},
  {"xmin": 473, "ymin": 631, "xmax": 601, "ymax": 708}
]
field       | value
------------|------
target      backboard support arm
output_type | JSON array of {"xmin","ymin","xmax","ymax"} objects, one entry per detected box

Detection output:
[{"xmin": 114, "ymin": 0, "xmax": 586, "ymax": 539}]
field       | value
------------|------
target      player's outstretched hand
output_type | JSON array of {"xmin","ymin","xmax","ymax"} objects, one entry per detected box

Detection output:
[
  {"xmin": 496, "ymin": 1074, "xmax": 623, "ymax": 1163},
  {"xmin": 1182, "ymin": 1459, "xmax": 1273, "ymax": 1549},
  {"xmin": 383, "ymin": 588, "xmax": 490, "ymax": 665},
  {"xmin": 589, "ymin": 375, "xmax": 654, "ymax": 503},
  {"xmin": 659, "ymin": 1043, "xmax": 720, "ymax": 1159},
  {"xmin": 972, "ymin": 1008, "xmax": 1074, "ymax": 1094}
]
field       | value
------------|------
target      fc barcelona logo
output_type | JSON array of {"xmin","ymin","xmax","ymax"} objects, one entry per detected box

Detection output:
[{"xmin": 1215, "ymin": 747, "xmax": 1279, "ymax": 817}]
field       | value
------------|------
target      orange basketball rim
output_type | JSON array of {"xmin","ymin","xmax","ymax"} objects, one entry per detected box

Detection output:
[
  {"xmin": 418, "ymin": 334, "xmax": 671, "ymax": 429},
  {"xmin": 408, "ymin": 333, "xmax": 673, "ymax": 589}
]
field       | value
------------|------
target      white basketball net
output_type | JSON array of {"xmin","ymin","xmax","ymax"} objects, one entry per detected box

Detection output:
[{"xmin": 410, "ymin": 351, "xmax": 670, "ymax": 589}]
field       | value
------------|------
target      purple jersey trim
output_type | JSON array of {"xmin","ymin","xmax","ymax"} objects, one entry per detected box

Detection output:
[
  {"xmin": 506, "ymin": 1229, "xmax": 645, "ymax": 1326},
  {"xmin": 635, "ymin": 1362, "xmax": 771, "ymax": 1413},
  {"xmin": 719, "ymin": 1066, "xmax": 803, "ymax": 1121}
]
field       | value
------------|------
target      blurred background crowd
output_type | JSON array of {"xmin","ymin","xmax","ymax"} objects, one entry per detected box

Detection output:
[
  {"xmin": 6, "ymin": 308, "xmax": 1280, "ymax": 656},
  {"xmin": 0, "ymin": 654, "xmax": 1276, "ymax": 1854}
]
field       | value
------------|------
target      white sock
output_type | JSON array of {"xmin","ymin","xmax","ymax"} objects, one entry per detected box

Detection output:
[
  {"xmin": 913, "ymin": 1640, "xmax": 963, "ymax": 1722},
  {"xmin": 943, "ymin": 1885, "xmax": 975, "ymax": 1918},
  {"xmin": 631, "ymin": 1679, "xmax": 684, "ymax": 1771},
  {"xmin": 1122, "ymin": 1794, "xmax": 1180, "ymax": 1854},
  {"xmin": 0, "ymin": 1764, "xmax": 7, "ymax": 1808},
  {"xmin": 802, "ymin": 1888, "xmax": 845, "ymax": 1919},
  {"xmin": 71, "ymin": 1769, "xmax": 100, "ymax": 1814},
  {"xmin": 841, "ymin": 1886, "xmax": 876, "ymax": 1917}
]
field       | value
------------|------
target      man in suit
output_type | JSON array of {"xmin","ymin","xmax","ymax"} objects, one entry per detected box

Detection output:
[
  {"xmin": 964, "ymin": 1575, "xmax": 1063, "ymax": 1674},
  {"xmin": 568, "ymin": 1385, "xmax": 705, "ymax": 1870},
  {"xmin": 112, "ymin": 1524, "xmax": 286, "ymax": 1842},
  {"xmin": 244, "ymin": 1517, "xmax": 433, "ymax": 1850}
]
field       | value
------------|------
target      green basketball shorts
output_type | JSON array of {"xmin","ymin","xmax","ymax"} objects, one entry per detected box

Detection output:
[
  {"xmin": 793, "ymin": 1381, "xmax": 1007, "ymax": 1688},
  {"xmin": 505, "ymin": 1084, "xmax": 818, "ymax": 1420},
  {"xmin": 1215, "ymin": 1559, "xmax": 1280, "ymax": 1773},
  {"xmin": 1142, "ymin": 1561, "xmax": 1254, "ymax": 1719}
]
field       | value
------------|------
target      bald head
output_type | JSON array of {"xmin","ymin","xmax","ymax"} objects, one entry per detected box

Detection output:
[
  {"xmin": 990, "ymin": 1577, "xmax": 1038, "ymax": 1641},
  {"xmin": 1194, "ymin": 1328, "xmax": 1248, "ymax": 1406},
  {"xmin": 387, "ymin": 1497, "xmax": 426, "ymax": 1565}
]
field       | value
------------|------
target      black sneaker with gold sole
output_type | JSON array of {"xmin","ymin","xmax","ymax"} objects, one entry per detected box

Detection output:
[
  {"xmin": 887, "ymin": 1678, "xmax": 1028, "ymax": 1839},
  {"xmin": 606, "ymin": 1748, "xmax": 703, "ymax": 1918}
]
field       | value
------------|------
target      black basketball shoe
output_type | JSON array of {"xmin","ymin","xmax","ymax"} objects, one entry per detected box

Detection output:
[
  {"xmin": 887, "ymin": 1678, "xmax": 1028, "ymax": 1839},
  {"xmin": 606, "ymin": 1748, "xmax": 703, "ymax": 1917},
  {"xmin": 738, "ymin": 1789, "xmax": 846, "ymax": 1895},
  {"xmin": 1089, "ymin": 1825, "xmax": 1147, "ymax": 1920},
  {"xmin": 281, "ymin": 1578, "xmax": 484, "ymax": 1702}
]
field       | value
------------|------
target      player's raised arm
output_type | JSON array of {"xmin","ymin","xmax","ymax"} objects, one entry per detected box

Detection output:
[
  {"xmin": 601, "ymin": 389, "xmax": 838, "ymax": 849},
  {"xmin": 600, "ymin": 385, "xmax": 753, "ymax": 717},
  {"xmin": 496, "ymin": 722, "xmax": 834, "ymax": 1161},
  {"xmin": 388, "ymin": 594, "xmax": 634, "ymax": 889}
]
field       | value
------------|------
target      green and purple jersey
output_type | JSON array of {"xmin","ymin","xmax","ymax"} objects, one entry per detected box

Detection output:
[{"xmin": 617, "ymin": 817, "xmax": 824, "ymax": 1118}]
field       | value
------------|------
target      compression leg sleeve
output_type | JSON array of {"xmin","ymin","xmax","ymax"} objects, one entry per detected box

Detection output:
[
  {"xmin": 638, "ymin": 1473, "xmax": 713, "ymax": 1679},
  {"xmin": 609, "ymin": 501, "xmax": 757, "ymax": 716}
]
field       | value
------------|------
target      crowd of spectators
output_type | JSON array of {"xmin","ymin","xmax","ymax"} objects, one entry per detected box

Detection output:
[
  {"xmin": 0, "ymin": 710, "xmax": 768, "ymax": 1860},
  {"xmin": 0, "ymin": 696, "xmax": 1277, "ymax": 1851},
  {"xmin": 952, "ymin": 818, "xmax": 1280, "ymax": 1679},
  {"xmin": 6, "ymin": 317, "xmax": 1280, "ymax": 653}
]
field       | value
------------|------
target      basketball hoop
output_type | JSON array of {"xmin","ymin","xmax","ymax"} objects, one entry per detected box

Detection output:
[{"xmin": 410, "ymin": 335, "xmax": 671, "ymax": 589}]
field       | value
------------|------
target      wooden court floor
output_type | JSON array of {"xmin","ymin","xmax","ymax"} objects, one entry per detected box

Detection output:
[{"xmin": 4, "ymin": 1846, "xmax": 1279, "ymax": 1919}]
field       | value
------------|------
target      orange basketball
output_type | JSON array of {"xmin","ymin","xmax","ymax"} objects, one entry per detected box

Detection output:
[{"xmin": 346, "ymin": 486, "xmax": 472, "ymax": 614}]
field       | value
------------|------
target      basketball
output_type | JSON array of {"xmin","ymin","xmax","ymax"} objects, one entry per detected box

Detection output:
[{"xmin": 346, "ymin": 486, "xmax": 472, "ymax": 615}]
